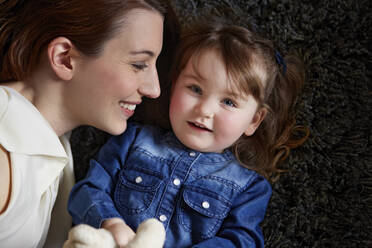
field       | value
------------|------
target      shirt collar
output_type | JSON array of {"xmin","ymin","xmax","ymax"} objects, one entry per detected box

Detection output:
[{"xmin": 0, "ymin": 86, "xmax": 68, "ymax": 160}]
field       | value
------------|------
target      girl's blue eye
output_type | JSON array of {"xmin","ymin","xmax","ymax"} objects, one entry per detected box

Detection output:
[
  {"xmin": 132, "ymin": 63, "xmax": 147, "ymax": 71},
  {"xmin": 188, "ymin": 85, "xmax": 202, "ymax": 94},
  {"xmin": 223, "ymin": 98, "xmax": 236, "ymax": 107}
]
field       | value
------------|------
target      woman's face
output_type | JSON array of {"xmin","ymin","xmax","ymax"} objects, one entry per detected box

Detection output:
[{"xmin": 67, "ymin": 8, "xmax": 164, "ymax": 135}]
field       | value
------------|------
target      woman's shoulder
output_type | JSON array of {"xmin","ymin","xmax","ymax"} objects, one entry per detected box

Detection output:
[
  {"xmin": 0, "ymin": 86, "xmax": 9, "ymax": 119},
  {"xmin": 0, "ymin": 144, "xmax": 11, "ymax": 214}
]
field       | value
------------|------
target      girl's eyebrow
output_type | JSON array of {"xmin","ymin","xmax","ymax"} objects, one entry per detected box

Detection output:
[
  {"xmin": 224, "ymin": 87, "xmax": 247, "ymax": 100},
  {"xmin": 190, "ymin": 61, "xmax": 206, "ymax": 81},
  {"xmin": 182, "ymin": 73, "xmax": 202, "ymax": 81},
  {"xmin": 224, "ymin": 90, "xmax": 240, "ymax": 99}
]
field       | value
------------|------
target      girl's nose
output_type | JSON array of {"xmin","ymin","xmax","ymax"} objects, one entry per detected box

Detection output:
[
  {"xmin": 195, "ymin": 98, "xmax": 215, "ymax": 118},
  {"xmin": 139, "ymin": 68, "xmax": 161, "ymax": 99}
]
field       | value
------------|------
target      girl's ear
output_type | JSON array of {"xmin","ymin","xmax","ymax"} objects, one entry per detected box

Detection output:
[
  {"xmin": 244, "ymin": 107, "xmax": 267, "ymax": 136},
  {"xmin": 47, "ymin": 37, "xmax": 79, "ymax": 81}
]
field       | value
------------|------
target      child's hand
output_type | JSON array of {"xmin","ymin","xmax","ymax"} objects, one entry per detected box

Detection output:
[
  {"xmin": 62, "ymin": 224, "xmax": 116, "ymax": 248},
  {"xmin": 102, "ymin": 217, "xmax": 136, "ymax": 247}
]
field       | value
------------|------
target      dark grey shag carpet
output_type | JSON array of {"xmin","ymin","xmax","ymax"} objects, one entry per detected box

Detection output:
[{"xmin": 71, "ymin": 0, "xmax": 372, "ymax": 247}]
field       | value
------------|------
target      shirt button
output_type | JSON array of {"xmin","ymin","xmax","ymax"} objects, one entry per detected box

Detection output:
[
  {"xmin": 202, "ymin": 201, "xmax": 210, "ymax": 209},
  {"xmin": 173, "ymin": 178, "xmax": 181, "ymax": 186},
  {"xmin": 135, "ymin": 176, "xmax": 142, "ymax": 184},
  {"xmin": 189, "ymin": 152, "xmax": 196, "ymax": 157},
  {"xmin": 159, "ymin": 215, "xmax": 167, "ymax": 222}
]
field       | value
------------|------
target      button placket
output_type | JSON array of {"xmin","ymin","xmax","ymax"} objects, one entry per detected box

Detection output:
[
  {"xmin": 156, "ymin": 150, "xmax": 198, "ymax": 228},
  {"xmin": 159, "ymin": 214, "xmax": 167, "ymax": 222},
  {"xmin": 189, "ymin": 152, "xmax": 196, "ymax": 157}
]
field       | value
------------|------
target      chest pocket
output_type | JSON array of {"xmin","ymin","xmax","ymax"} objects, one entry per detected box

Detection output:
[
  {"xmin": 178, "ymin": 185, "xmax": 231, "ymax": 240},
  {"xmin": 114, "ymin": 168, "xmax": 162, "ymax": 215}
]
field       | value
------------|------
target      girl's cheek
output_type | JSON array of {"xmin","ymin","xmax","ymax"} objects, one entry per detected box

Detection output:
[
  {"xmin": 215, "ymin": 113, "xmax": 239, "ymax": 132},
  {"xmin": 171, "ymin": 90, "xmax": 190, "ymax": 110},
  {"xmin": 169, "ymin": 94, "xmax": 185, "ymax": 117}
]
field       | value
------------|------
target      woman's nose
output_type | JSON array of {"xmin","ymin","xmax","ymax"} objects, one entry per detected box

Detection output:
[{"xmin": 139, "ymin": 67, "xmax": 161, "ymax": 99}]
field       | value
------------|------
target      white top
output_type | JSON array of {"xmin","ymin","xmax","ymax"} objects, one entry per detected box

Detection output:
[{"xmin": 0, "ymin": 86, "xmax": 75, "ymax": 248}]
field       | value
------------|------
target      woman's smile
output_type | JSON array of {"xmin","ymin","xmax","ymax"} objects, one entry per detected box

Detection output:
[{"xmin": 119, "ymin": 101, "xmax": 138, "ymax": 117}]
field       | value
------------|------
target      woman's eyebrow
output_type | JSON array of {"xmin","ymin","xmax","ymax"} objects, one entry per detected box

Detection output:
[{"xmin": 130, "ymin": 50, "xmax": 155, "ymax": 57}]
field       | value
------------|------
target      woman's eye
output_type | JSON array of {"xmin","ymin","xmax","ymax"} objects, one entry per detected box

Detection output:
[
  {"xmin": 188, "ymin": 85, "xmax": 202, "ymax": 95},
  {"xmin": 222, "ymin": 98, "xmax": 236, "ymax": 107},
  {"xmin": 131, "ymin": 63, "xmax": 147, "ymax": 71}
]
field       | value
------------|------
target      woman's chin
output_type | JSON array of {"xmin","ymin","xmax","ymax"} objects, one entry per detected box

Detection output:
[{"xmin": 104, "ymin": 122, "xmax": 128, "ymax": 136}]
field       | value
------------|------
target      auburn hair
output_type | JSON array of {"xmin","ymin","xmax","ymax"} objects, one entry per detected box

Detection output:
[{"xmin": 0, "ymin": 0, "xmax": 178, "ymax": 83}]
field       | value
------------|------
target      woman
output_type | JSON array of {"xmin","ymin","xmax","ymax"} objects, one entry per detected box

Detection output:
[{"xmin": 0, "ymin": 0, "xmax": 178, "ymax": 247}]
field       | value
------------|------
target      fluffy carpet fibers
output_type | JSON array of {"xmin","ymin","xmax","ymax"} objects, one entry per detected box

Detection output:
[{"xmin": 71, "ymin": 1, "xmax": 372, "ymax": 247}]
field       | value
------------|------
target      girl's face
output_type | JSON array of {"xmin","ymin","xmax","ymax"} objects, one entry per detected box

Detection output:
[
  {"xmin": 169, "ymin": 49, "xmax": 265, "ymax": 153},
  {"xmin": 66, "ymin": 9, "xmax": 163, "ymax": 135}
]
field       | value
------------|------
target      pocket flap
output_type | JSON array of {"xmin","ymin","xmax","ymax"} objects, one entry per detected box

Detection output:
[
  {"xmin": 119, "ymin": 168, "xmax": 162, "ymax": 192},
  {"xmin": 182, "ymin": 186, "xmax": 231, "ymax": 218}
]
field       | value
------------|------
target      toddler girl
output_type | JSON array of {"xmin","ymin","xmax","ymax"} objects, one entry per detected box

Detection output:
[{"xmin": 68, "ymin": 21, "xmax": 307, "ymax": 248}]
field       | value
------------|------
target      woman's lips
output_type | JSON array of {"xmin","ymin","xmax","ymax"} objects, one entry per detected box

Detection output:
[{"xmin": 119, "ymin": 101, "xmax": 137, "ymax": 117}]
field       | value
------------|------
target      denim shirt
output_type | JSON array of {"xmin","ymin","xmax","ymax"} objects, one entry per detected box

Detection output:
[{"xmin": 68, "ymin": 123, "xmax": 272, "ymax": 248}]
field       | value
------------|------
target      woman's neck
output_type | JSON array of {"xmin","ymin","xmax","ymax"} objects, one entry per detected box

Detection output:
[{"xmin": 4, "ymin": 80, "xmax": 78, "ymax": 136}]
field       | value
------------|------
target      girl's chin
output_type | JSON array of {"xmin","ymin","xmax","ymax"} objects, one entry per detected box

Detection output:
[{"xmin": 180, "ymin": 139, "xmax": 208, "ymax": 152}]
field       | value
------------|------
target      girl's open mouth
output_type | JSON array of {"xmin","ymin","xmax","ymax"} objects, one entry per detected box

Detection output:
[{"xmin": 187, "ymin": 121, "xmax": 212, "ymax": 132}]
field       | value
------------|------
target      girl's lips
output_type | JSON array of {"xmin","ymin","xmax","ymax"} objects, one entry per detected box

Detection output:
[{"xmin": 187, "ymin": 121, "xmax": 212, "ymax": 132}]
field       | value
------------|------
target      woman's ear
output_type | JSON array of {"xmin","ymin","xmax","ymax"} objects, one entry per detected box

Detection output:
[
  {"xmin": 244, "ymin": 107, "xmax": 267, "ymax": 136},
  {"xmin": 47, "ymin": 37, "xmax": 78, "ymax": 81}
]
